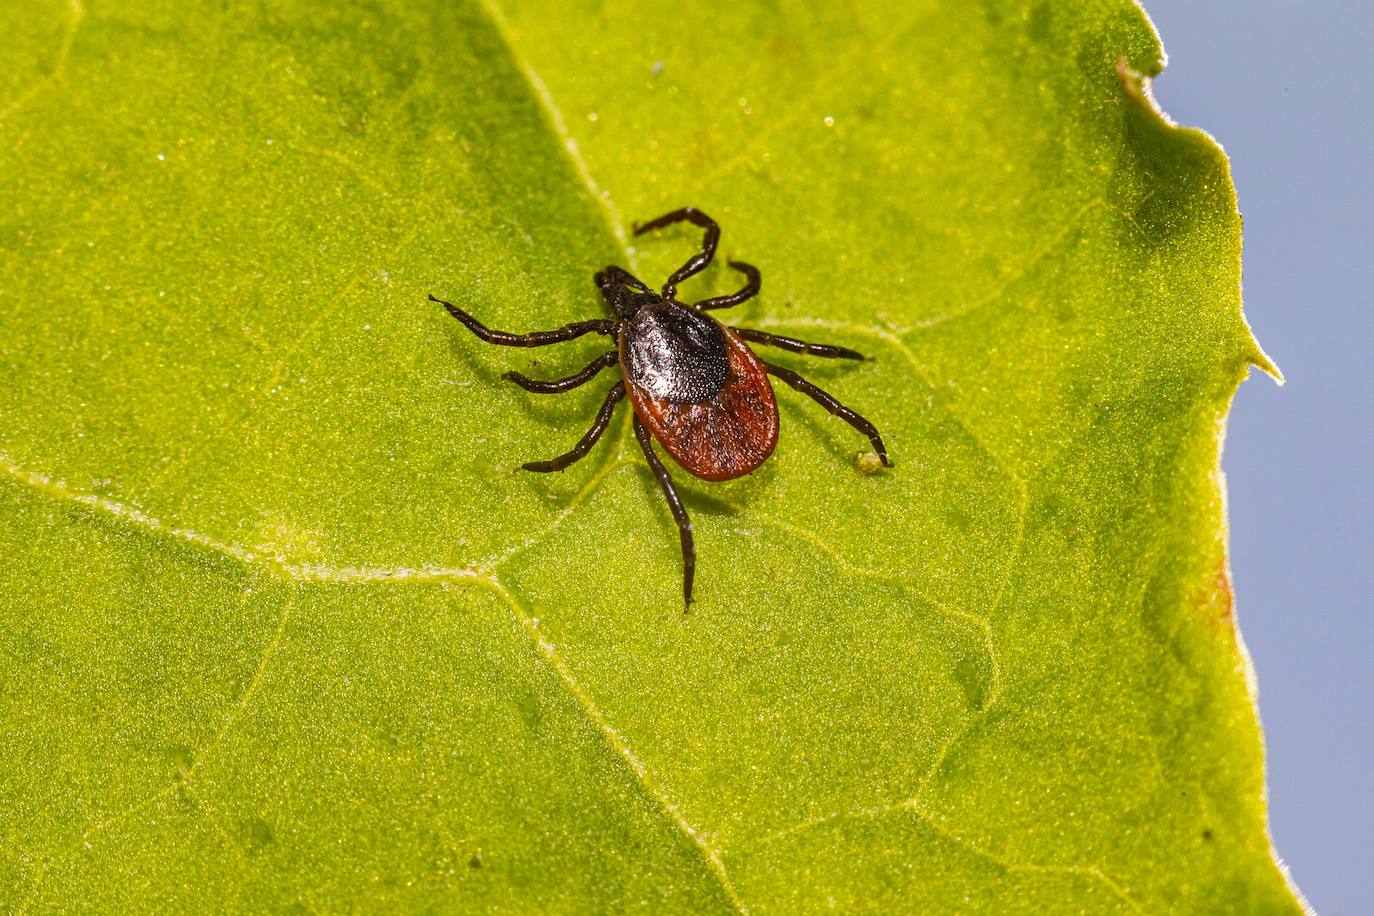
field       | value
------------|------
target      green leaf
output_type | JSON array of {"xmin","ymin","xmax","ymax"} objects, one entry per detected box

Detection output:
[{"xmin": 0, "ymin": 0, "xmax": 1301, "ymax": 910}]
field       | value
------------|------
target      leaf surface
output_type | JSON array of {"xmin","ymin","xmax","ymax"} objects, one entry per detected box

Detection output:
[{"xmin": 0, "ymin": 0, "xmax": 1300, "ymax": 910}]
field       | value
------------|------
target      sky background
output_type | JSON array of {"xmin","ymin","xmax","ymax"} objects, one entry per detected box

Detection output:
[{"xmin": 1141, "ymin": 2, "xmax": 1372, "ymax": 912}]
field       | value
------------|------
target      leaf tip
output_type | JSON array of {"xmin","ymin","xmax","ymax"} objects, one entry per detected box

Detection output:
[{"xmin": 1249, "ymin": 346, "xmax": 1284, "ymax": 387}]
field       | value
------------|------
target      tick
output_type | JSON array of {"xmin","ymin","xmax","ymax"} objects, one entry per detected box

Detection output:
[{"xmin": 430, "ymin": 207, "xmax": 892, "ymax": 608}]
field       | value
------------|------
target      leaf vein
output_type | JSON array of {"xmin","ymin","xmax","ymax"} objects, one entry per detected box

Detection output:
[
  {"xmin": 752, "ymin": 509, "xmax": 1003, "ymax": 702},
  {"xmin": 477, "ymin": 575, "xmax": 749, "ymax": 913},
  {"xmin": 143, "ymin": 219, "xmax": 425, "ymax": 495},
  {"xmin": 477, "ymin": 408, "xmax": 633, "ymax": 575},
  {"xmin": 473, "ymin": 0, "xmax": 628, "ymax": 249},
  {"xmin": 746, "ymin": 796, "xmax": 1138, "ymax": 911},
  {"xmin": 0, "ymin": 452, "xmax": 488, "ymax": 583},
  {"xmin": 16, "ymin": 593, "xmax": 297, "ymax": 914},
  {"xmin": 0, "ymin": 0, "xmax": 84, "ymax": 124},
  {"xmin": 903, "ymin": 196, "xmax": 1106, "ymax": 332}
]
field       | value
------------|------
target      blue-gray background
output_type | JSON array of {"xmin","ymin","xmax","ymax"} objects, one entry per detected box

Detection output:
[{"xmin": 1144, "ymin": 2, "xmax": 1371, "ymax": 912}]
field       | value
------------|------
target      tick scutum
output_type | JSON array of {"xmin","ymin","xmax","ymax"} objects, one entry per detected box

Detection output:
[{"xmin": 621, "ymin": 302, "xmax": 729, "ymax": 404}]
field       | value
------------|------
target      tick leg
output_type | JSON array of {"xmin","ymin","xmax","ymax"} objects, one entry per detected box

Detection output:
[
  {"xmin": 594, "ymin": 265, "xmax": 653, "ymax": 294},
  {"xmin": 732, "ymin": 327, "xmax": 868, "ymax": 361},
  {"xmin": 521, "ymin": 383, "xmax": 625, "ymax": 472},
  {"xmin": 762, "ymin": 360, "xmax": 893, "ymax": 467},
  {"xmin": 633, "ymin": 415, "xmax": 696, "ymax": 610},
  {"xmin": 632, "ymin": 207, "xmax": 720, "ymax": 301},
  {"xmin": 696, "ymin": 261, "xmax": 761, "ymax": 311},
  {"xmin": 431, "ymin": 294, "xmax": 615, "ymax": 346},
  {"xmin": 504, "ymin": 351, "xmax": 619, "ymax": 393}
]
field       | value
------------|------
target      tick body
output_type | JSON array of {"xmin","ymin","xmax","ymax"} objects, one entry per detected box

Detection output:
[
  {"xmin": 431, "ymin": 207, "xmax": 891, "ymax": 608},
  {"xmin": 620, "ymin": 302, "xmax": 779, "ymax": 481}
]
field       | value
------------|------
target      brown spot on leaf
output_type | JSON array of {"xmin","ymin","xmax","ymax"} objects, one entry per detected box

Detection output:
[
  {"xmin": 1213, "ymin": 559, "xmax": 1235, "ymax": 624},
  {"xmin": 1185, "ymin": 554, "xmax": 1238, "ymax": 633}
]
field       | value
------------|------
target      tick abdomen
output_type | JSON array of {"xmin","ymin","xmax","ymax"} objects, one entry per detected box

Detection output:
[
  {"xmin": 625, "ymin": 327, "xmax": 780, "ymax": 482},
  {"xmin": 621, "ymin": 302, "xmax": 729, "ymax": 403}
]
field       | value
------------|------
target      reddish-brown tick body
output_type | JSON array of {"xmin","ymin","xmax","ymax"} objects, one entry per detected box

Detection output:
[{"xmin": 619, "ymin": 303, "xmax": 779, "ymax": 482}]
